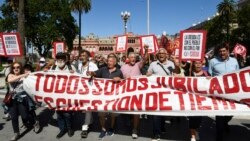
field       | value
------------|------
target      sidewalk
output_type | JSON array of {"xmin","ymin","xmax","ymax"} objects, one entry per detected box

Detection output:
[{"xmin": 0, "ymin": 76, "xmax": 6, "ymax": 98}]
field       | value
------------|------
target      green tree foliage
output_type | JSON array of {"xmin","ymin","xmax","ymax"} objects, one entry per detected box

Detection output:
[
  {"xmin": 204, "ymin": 0, "xmax": 237, "ymax": 50},
  {"xmin": 217, "ymin": 0, "xmax": 236, "ymax": 41},
  {"xmin": 204, "ymin": 16, "xmax": 227, "ymax": 49},
  {"xmin": 0, "ymin": 2, "xmax": 17, "ymax": 32},
  {"xmin": 231, "ymin": 4, "xmax": 250, "ymax": 50},
  {"xmin": 0, "ymin": 0, "xmax": 78, "ymax": 56}
]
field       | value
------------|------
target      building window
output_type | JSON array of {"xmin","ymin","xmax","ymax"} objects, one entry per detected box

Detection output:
[
  {"xmin": 99, "ymin": 47, "xmax": 103, "ymax": 51},
  {"xmin": 128, "ymin": 39, "xmax": 135, "ymax": 43}
]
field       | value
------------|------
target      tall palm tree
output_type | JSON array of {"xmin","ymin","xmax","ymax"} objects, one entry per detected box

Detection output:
[
  {"xmin": 217, "ymin": 0, "xmax": 235, "ymax": 41},
  {"xmin": 70, "ymin": 0, "xmax": 91, "ymax": 50}
]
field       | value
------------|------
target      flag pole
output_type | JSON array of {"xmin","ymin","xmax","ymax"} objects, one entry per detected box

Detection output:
[{"xmin": 147, "ymin": 0, "xmax": 150, "ymax": 35}]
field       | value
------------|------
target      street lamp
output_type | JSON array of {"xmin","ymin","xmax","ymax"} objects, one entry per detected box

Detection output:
[{"xmin": 121, "ymin": 11, "xmax": 131, "ymax": 34}]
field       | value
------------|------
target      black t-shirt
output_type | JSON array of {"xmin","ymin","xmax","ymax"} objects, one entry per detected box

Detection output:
[
  {"xmin": 97, "ymin": 63, "xmax": 121, "ymax": 69},
  {"xmin": 95, "ymin": 66, "xmax": 123, "ymax": 79}
]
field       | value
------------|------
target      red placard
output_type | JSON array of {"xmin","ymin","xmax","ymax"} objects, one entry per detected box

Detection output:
[
  {"xmin": 0, "ymin": 34, "xmax": 6, "ymax": 56},
  {"xmin": 1, "ymin": 33, "xmax": 22, "ymax": 56},
  {"xmin": 233, "ymin": 43, "xmax": 247, "ymax": 57},
  {"xmin": 179, "ymin": 30, "xmax": 207, "ymax": 61},
  {"xmin": 154, "ymin": 36, "xmax": 159, "ymax": 52},
  {"xmin": 140, "ymin": 35, "xmax": 157, "ymax": 54},
  {"xmin": 174, "ymin": 48, "xmax": 180, "ymax": 57},
  {"xmin": 53, "ymin": 42, "xmax": 65, "ymax": 57},
  {"xmin": 116, "ymin": 35, "xmax": 127, "ymax": 52}
]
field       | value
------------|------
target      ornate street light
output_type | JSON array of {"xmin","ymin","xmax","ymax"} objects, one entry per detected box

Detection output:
[{"xmin": 121, "ymin": 11, "xmax": 131, "ymax": 34}]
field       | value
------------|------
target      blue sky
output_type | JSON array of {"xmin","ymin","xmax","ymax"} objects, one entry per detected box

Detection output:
[
  {"xmin": 72, "ymin": 0, "xmax": 224, "ymax": 37},
  {"xmin": 1, "ymin": 0, "xmax": 230, "ymax": 37}
]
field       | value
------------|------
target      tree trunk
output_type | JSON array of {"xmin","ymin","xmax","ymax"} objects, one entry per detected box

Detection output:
[
  {"xmin": 78, "ymin": 11, "xmax": 82, "ymax": 51},
  {"xmin": 17, "ymin": 0, "xmax": 25, "ymax": 63},
  {"xmin": 226, "ymin": 14, "xmax": 230, "ymax": 42}
]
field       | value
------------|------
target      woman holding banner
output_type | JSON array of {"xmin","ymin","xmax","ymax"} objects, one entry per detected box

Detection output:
[
  {"xmin": 7, "ymin": 62, "xmax": 35, "ymax": 141},
  {"xmin": 189, "ymin": 60, "xmax": 210, "ymax": 141}
]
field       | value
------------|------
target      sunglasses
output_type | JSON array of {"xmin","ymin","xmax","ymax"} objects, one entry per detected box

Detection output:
[{"xmin": 13, "ymin": 66, "xmax": 20, "ymax": 69}]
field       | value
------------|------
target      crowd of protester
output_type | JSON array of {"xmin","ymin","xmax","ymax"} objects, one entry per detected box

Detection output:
[{"xmin": 1, "ymin": 42, "xmax": 250, "ymax": 141}]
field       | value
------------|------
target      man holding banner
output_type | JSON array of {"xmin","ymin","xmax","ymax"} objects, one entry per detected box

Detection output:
[
  {"xmin": 87, "ymin": 54, "xmax": 123, "ymax": 140},
  {"xmin": 120, "ymin": 45, "xmax": 148, "ymax": 139},
  {"xmin": 147, "ymin": 47, "xmax": 175, "ymax": 141},
  {"xmin": 208, "ymin": 42, "xmax": 239, "ymax": 141},
  {"xmin": 78, "ymin": 50, "xmax": 98, "ymax": 138},
  {"xmin": 51, "ymin": 52, "xmax": 76, "ymax": 139}
]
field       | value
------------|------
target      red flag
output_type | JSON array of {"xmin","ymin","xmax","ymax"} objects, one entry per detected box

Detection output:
[{"xmin": 233, "ymin": 43, "xmax": 247, "ymax": 57}]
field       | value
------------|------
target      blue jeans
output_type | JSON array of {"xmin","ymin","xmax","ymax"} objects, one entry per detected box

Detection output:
[{"xmin": 56, "ymin": 111, "xmax": 72, "ymax": 131}]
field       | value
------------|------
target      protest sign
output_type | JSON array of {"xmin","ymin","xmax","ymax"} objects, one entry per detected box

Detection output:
[
  {"xmin": 179, "ymin": 30, "xmax": 207, "ymax": 61},
  {"xmin": 233, "ymin": 43, "xmax": 247, "ymax": 57},
  {"xmin": 23, "ymin": 67, "xmax": 250, "ymax": 116},
  {"xmin": 173, "ymin": 37, "xmax": 180, "ymax": 57},
  {"xmin": 53, "ymin": 42, "xmax": 65, "ymax": 57},
  {"xmin": 1, "ymin": 33, "xmax": 22, "ymax": 56},
  {"xmin": 116, "ymin": 35, "xmax": 127, "ymax": 52},
  {"xmin": 0, "ymin": 36, "xmax": 6, "ymax": 56},
  {"xmin": 174, "ymin": 48, "xmax": 180, "ymax": 57},
  {"xmin": 140, "ymin": 35, "xmax": 157, "ymax": 54}
]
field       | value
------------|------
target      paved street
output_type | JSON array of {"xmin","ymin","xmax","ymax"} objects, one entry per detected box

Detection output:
[{"xmin": 0, "ymin": 104, "xmax": 250, "ymax": 141}]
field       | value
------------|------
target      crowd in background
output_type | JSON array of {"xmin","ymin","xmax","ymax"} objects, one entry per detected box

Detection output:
[{"xmin": 1, "ymin": 42, "xmax": 250, "ymax": 141}]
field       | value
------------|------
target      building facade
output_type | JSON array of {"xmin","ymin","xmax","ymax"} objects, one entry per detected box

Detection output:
[
  {"xmin": 73, "ymin": 32, "xmax": 142, "ymax": 57},
  {"xmin": 72, "ymin": 32, "xmax": 177, "ymax": 58}
]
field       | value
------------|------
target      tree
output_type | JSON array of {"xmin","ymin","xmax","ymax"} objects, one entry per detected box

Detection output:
[
  {"xmin": 217, "ymin": 0, "xmax": 236, "ymax": 42},
  {"xmin": 25, "ymin": 0, "xmax": 78, "ymax": 56},
  {"xmin": 0, "ymin": 0, "xmax": 78, "ymax": 56},
  {"xmin": 231, "ymin": 4, "xmax": 250, "ymax": 52},
  {"xmin": 70, "ymin": 0, "xmax": 91, "ymax": 50},
  {"xmin": 17, "ymin": 0, "xmax": 25, "ymax": 57},
  {"xmin": 204, "ymin": 16, "xmax": 226, "ymax": 49},
  {"xmin": 0, "ymin": 2, "xmax": 17, "ymax": 32}
]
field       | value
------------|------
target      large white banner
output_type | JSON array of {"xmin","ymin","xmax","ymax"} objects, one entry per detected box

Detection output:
[{"xmin": 23, "ymin": 67, "xmax": 250, "ymax": 116}]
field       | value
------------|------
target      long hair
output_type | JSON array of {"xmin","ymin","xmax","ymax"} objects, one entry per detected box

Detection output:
[{"xmin": 10, "ymin": 62, "xmax": 24, "ymax": 75}]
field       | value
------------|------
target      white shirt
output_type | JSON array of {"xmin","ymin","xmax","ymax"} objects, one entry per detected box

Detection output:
[
  {"xmin": 147, "ymin": 60, "xmax": 175, "ymax": 76},
  {"xmin": 78, "ymin": 61, "xmax": 98, "ymax": 76}
]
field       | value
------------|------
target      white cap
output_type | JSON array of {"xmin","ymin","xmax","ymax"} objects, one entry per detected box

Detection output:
[{"xmin": 40, "ymin": 57, "xmax": 45, "ymax": 62}]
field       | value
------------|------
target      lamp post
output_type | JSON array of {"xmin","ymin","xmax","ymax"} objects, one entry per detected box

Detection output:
[{"xmin": 121, "ymin": 11, "xmax": 131, "ymax": 34}]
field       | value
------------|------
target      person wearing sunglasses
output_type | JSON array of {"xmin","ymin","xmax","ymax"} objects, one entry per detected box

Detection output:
[{"xmin": 7, "ymin": 62, "xmax": 34, "ymax": 141}]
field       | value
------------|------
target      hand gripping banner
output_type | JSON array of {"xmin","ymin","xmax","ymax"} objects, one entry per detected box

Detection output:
[{"xmin": 23, "ymin": 67, "xmax": 250, "ymax": 116}]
